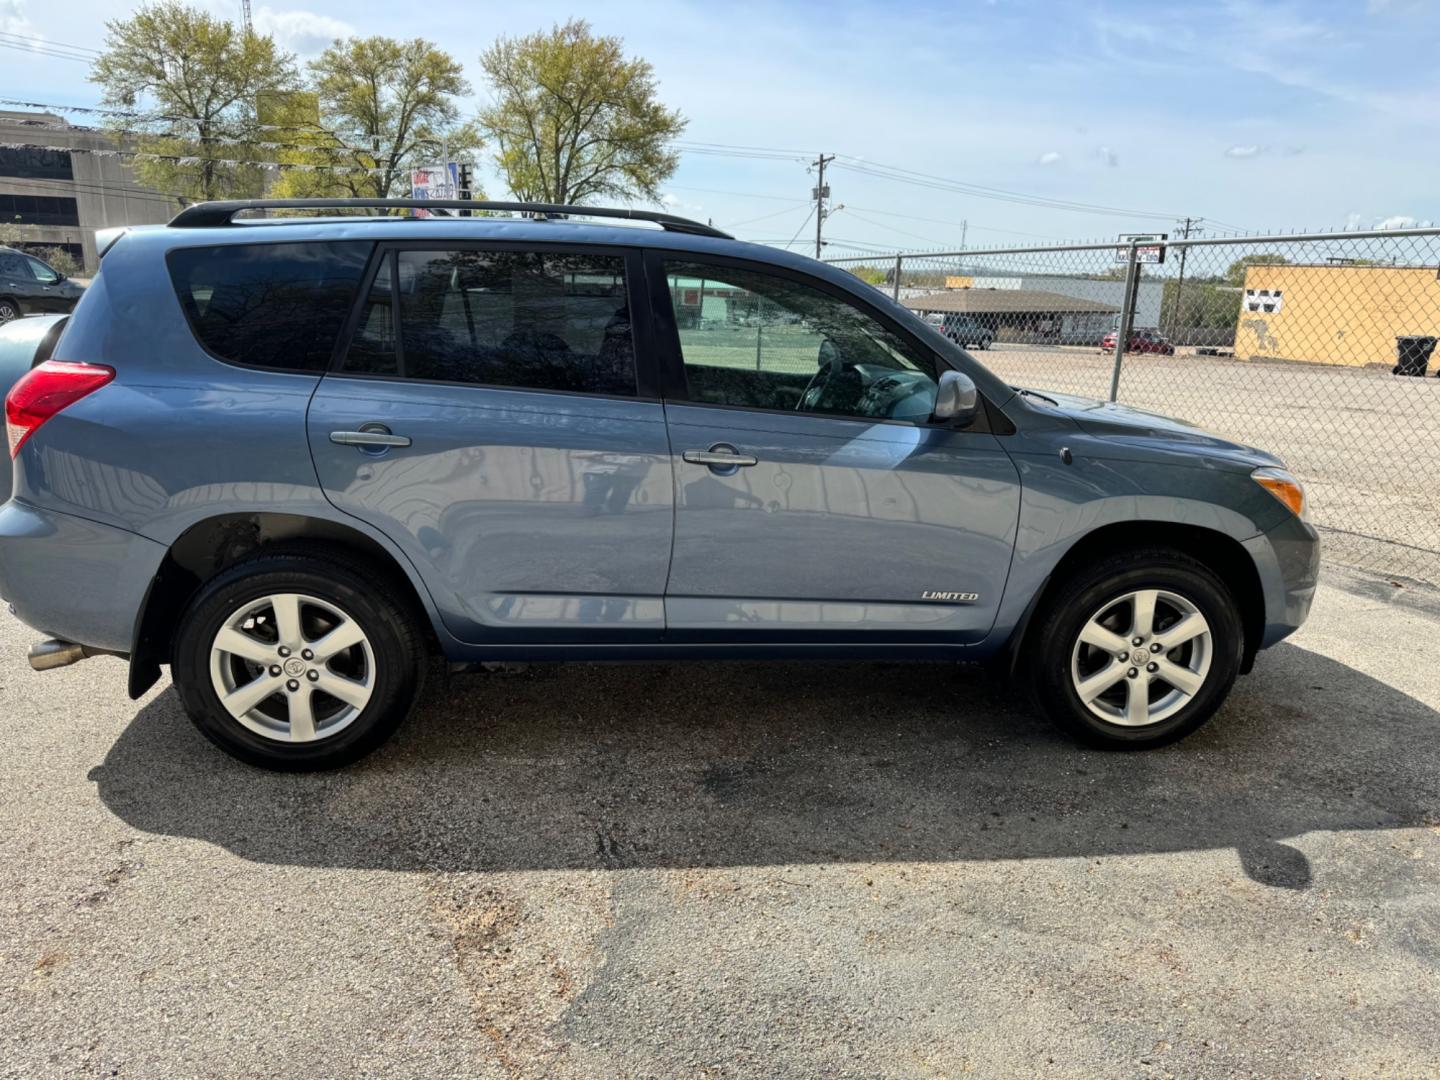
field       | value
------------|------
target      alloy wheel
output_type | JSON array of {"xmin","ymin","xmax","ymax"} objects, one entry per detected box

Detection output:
[
  {"xmin": 208, "ymin": 593, "xmax": 374, "ymax": 743},
  {"xmin": 1068, "ymin": 588, "xmax": 1213, "ymax": 727}
]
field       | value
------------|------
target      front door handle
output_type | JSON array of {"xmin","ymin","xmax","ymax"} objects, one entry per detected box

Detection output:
[
  {"xmin": 330, "ymin": 429, "xmax": 412, "ymax": 448},
  {"xmin": 683, "ymin": 448, "xmax": 757, "ymax": 467}
]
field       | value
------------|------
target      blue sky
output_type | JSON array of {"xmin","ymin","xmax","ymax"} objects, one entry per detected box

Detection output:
[{"xmin": 2, "ymin": 0, "xmax": 1438, "ymax": 252}]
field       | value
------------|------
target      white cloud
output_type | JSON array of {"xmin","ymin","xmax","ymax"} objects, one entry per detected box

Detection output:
[
  {"xmin": 1036, "ymin": 151, "xmax": 1062, "ymax": 165},
  {"xmin": 1376, "ymin": 214, "xmax": 1419, "ymax": 228},
  {"xmin": 1096, "ymin": 145, "xmax": 1118, "ymax": 167},
  {"xmin": 0, "ymin": 0, "xmax": 31, "ymax": 34},
  {"xmin": 1225, "ymin": 145, "xmax": 1264, "ymax": 158},
  {"xmin": 659, "ymin": 192, "xmax": 703, "ymax": 213},
  {"xmin": 253, "ymin": 7, "xmax": 354, "ymax": 55}
]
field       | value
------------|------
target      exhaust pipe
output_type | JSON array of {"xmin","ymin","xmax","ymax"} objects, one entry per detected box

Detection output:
[{"xmin": 28, "ymin": 639, "xmax": 115, "ymax": 671}]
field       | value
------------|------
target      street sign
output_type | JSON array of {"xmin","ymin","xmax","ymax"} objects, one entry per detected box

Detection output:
[
  {"xmin": 1116, "ymin": 232, "xmax": 1167, "ymax": 264},
  {"xmin": 409, "ymin": 163, "xmax": 460, "ymax": 217}
]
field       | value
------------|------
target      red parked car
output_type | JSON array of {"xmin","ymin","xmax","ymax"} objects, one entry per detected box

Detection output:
[{"xmin": 1101, "ymin": 328, "xmax": 1175, "ymax": 355}]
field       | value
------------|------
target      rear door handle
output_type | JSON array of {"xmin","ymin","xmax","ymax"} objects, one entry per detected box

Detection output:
[
  {"xmin": 330, "ymin": 429, "xmax": 412, "ymax": 448},
  {"xmin": 683, "ymin": 448, "xmax": 757, "ymax": 467}
]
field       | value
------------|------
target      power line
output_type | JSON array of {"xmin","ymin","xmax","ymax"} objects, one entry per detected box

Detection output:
[
  {"xmin": 665, "ymin": 184, "xmax": 799, "ymax": 203},
  {"xmin": 839, "ymin": 207, "xmax": 948, "ymax": 246},
  {"xmin": 0, "ymin": 39, "xmax": 95, "ymax": 64},
  {"xmin": 725, "ymin": 202, "xmax": 810, "ymax": 229},
  {"xmin": 10, "ymin": 178, "xmax": 184, "ymax": 207},
  {"xmin": 842, "ymin": 205, "xmax": 1060, "ymax": 242},
  {"xmin": 0, "ymin": 141, "xmax": 393, "ymax": 177},
  {"xmin": 0, "ymin": 99, "xmax": 376, "ymax": 154},
  {"xmin": 0, "ymin": 30, "xmax": 100, "ymax": 55},
  {"xmin": 830, "ymin": 156, "xmax": 1181, "ymax": 221},
  {"xmin": 781, "ymin": 206, "xmax": 817, "ymax": 249}
]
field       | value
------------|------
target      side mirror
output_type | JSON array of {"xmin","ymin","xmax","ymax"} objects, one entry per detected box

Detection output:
[{"xmin": 932, "ymin": 369, "xmax": 978, "ymax": 426}]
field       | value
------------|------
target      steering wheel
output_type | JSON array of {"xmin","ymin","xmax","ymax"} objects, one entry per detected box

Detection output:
[
  {"xmin": 797, "ymin": 363, "xmax": 833, "ymax": 411},
  {"xmin": 798, "ymin": 337, "xmax": 842, "ymax": 411}
]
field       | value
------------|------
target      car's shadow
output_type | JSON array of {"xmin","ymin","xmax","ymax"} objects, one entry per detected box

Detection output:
[{"xmin": 90, "ymin": 643, "xmax": 1438, "ymax": 889}]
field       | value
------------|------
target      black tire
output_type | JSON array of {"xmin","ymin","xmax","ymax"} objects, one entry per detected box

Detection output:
[
  {"xmin": 171, "ymin": 549, "xmax": 426, "ymax": 770},
  {"xmin": 0, "ymin": 298, "xmax": 20, "ymax": 323},
  {"xmin": 1028, "ymin": 546, "xmax": 1243, "ymax": 749}
]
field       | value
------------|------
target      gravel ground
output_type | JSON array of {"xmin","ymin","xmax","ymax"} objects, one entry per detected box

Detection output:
[{"xmin": 2, "ymin": 565, "xmax": 1439, "ymax": 1079}]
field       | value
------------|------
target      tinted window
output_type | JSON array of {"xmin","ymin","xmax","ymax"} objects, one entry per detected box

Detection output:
[
  {"xmin": 168, "ymin": 241, "xmax": 372, "ymax": 372},
  {"xmin": 0, "ymin": 146, "xmax": 73, "ymax": 181},
  {"xmin": 664, "ymin": 260, "xmax": 940, "ymax": 423},
  {"xmin": 342, "ymin": 248, "xmax": 636, "ymax": 397},
  {"xmin": 24, "ymin": 256, "xmax": 59, "ymax": 284},
  {"xmin": 0, "ymin": 193, "xmax": 78, "ymax": 227}
]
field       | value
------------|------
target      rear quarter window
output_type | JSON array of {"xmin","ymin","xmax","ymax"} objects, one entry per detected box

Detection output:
[{"xmin": 167, "ymin": 241, "xmax": 372, "ymax": 372}]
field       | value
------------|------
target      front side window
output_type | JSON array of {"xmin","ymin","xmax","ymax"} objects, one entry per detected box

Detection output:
[
  {"xmin": 24, "ymin": 256, "xmax": 59, "ymax": 284},
  {"xmin": 663, "ymin": 260, "xmax": 940, "ymax": 423},
  {"xmin": 168, "ymin": 241, "xmax": 372, "ymax": 372},
  {"xmin": 341, "ymin": 248, "xmax": 636, "ymax": 397}
]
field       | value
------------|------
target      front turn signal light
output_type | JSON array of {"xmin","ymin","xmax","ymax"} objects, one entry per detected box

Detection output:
[{"xmin": 1252, "ymin": 467, "xmax": 1306, "ymax": 520}]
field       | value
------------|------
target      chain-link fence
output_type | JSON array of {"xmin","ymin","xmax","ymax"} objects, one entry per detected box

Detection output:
[{"xmin": 828, "ymin": 228, "xmax": 1440, "ymax": 587}]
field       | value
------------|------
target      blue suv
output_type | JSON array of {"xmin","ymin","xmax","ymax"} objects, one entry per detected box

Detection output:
[{"xmin": 0, "ymin": 199, "xmax": 1318, "ymax": 769}]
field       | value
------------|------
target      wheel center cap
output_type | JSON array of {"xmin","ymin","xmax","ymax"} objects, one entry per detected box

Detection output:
[
  {"xmin": 283, "ymin": 657, "xmax": 306, "ymax": 677},
  {"xmin": 1131, "ymin": 649, "xmax": 1150, "ymax": 666}
]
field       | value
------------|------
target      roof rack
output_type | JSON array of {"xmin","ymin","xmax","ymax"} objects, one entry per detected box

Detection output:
[{"xmin": 167, "ymin": 198, "xmax": 733, "ymax": 239}]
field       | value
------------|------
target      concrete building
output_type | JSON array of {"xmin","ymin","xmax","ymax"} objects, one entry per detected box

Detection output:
[
  {"xmin": 1, "ymin": 111, "xmax": 174, "ymax": 271},
  {"xmin": 1235, "ymin": 263, "xmax": 1440, "ymax": 368},
  {"xmin": 955, "ymin": 273, "xmax": 1164, "ymax": 334},
  {"xmin": 904, "ymin": 288, "xmax": 1118, "ymax": 345}
]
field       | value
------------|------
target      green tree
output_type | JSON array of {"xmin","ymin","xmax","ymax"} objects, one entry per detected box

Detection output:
[
  {"xmin": 1224, "ymin": 253, "xmax": 1291, "ymax": 286},
  {"xmin": 1161, "ymin": 279, "xmax": 1242, "ymax": 342},
  {"xmin": 846, "ymin": 265, "xmax": 887, "ymax": 286},
  {"xmin": 89, "ymin": 2, "xmax": 299, "ymax": 202},
  {"xmin": 478, "ymin": 19, "xmax": 686, "ymax": 204},
  {"xmin": 306, "ymin": 36, "xmax": 478, "ymax": 200},
  {"xmin": 255, "ymin": 90, "xmax": 378, "ymax": 201}
]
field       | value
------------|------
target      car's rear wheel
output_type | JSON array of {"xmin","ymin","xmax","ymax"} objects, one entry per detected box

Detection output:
[
  {"xmin": 0, "ymin": 299, "xmax": 20, "ymax": 323},
  {"xmin": 1028, "ymin": 547, "xmax": 1243, "ymax": 748},
  {"xmin": 171, "ymin": 550, "xmax": 425, "ymax": 770}
]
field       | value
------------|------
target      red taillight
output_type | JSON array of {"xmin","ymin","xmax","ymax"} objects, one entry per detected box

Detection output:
[{"xmin": 5, "ymin": 360, "xmax": 115, "ymax": 459}]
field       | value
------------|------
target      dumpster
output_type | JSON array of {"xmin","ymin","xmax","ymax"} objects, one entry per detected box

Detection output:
[{"xmin": 1393, "ymin": 335, "xmax": 1437, "ymax": 377}]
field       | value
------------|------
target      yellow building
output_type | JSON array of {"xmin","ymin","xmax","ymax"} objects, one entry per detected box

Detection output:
[{"xmin": 1235, "ymin": 263, "xmax": 1440, "ymax": 367}]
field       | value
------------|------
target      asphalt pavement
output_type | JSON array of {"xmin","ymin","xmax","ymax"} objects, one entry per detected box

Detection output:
[{"xmin": 2, "ymin": 564, "xmax": 1438, "ymax": 1079}]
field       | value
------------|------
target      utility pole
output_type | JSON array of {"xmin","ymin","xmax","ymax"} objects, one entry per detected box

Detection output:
[
  {"xmin": 1172, "ymin": 216, "xmax": 1203, "ymax": 332},
  {"xmin": 240, "ymin": 0, "xmax": 253, "ymax": 33},
  {"xmin": 812, "ymin": 153, "xmax": 835, "ymax": 259}
]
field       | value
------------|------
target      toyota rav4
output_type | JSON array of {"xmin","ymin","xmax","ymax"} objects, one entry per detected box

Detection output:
[{"xmin": 0, "ymin": 199, "xmax": 1318, "ymax": 769}]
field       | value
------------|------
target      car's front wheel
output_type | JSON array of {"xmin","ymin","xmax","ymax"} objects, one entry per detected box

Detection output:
[
  {"xmin": 0, "ymin": 299, "xmax": 20, "ymax": 323},
  {"xmin": 171, "ymin": 550, "xmax": 425, "ymax": 770},
  {"xmin": 1028, "ymin": 547, "xmax": 1243, "ymax": 748}
]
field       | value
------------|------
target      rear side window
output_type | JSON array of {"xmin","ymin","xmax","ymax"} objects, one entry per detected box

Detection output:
[
  {"xmin": 340, "ymin": 247, "xmax": 636, "ymax": 397},
  {"xmin": 168, "ymin": 241, "xmax": 372, "ymax": 372}
]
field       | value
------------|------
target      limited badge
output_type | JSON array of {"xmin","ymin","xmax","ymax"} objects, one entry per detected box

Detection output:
[{"xmin": 921, "ymin": 591, "xmax": 980, "ymax": 602}]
